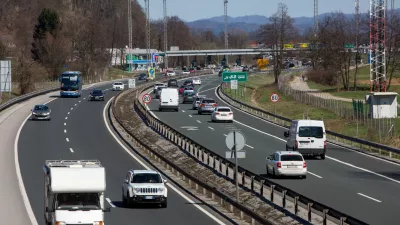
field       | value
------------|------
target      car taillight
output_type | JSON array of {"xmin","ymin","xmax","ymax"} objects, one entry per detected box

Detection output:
[
  {"xmin": 228, "ymin": 112, "xmax": 233, "ymax": 115},
  {"xmin": 213, "ymin": 103, "xmax": 217, "ymax": 107},
  {"xmin": 184, "ymin": 96, "xmax": 186, "ymax": 99},
  {"xmin": 276, "ymin": 162, "xmax": 281, "ymax": 168},
  {"xmin": 200, "ymin": 104, "xmax": 204, "ymax": 107},
  {"xmin": 295, "ymin": 141, "xmax": 298, "ymax": 149},
  {"xmin": 215, "ymin": 112, "xmax": 219, "ymax": 115},
  {"xmin": 61, "ymin": 83, "xmax": 64, "ymax": 88},
  {"xmin": 324, "ymin": 140, "xmax": 327, "ymax": 149},
  {"xmin": 303, "ymin": 161, "xmax": 307, "ymax": 168}
]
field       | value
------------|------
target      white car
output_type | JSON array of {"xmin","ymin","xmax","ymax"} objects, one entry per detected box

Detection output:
[
  {"xmin": 266, "ymin": 151, "xmax": 307, "ymax": 179},
  {"xmin": 153, "ymin": 83, "xmax": 166, "ymax": 93},
  {"xmin": 182, "ymin": 70, "xmax": 190, "ymax": 74},
  {"xmin": 192, "ymin": 78, "xmax": 201, "ymax": 85},
  {"xmin": 122, "ymin": 170, "xmax": 168, "ymax": 207},
  {"xmin": 166, "ymin": 70, "xmax": 176, "ymax": 76},
  {"xmin": 211, "ymin": 106, "xmax": 233, "ymax": 122},
  {"xmin": 112, "ymin": 82, "xmax": 124, "ymax": 91}
]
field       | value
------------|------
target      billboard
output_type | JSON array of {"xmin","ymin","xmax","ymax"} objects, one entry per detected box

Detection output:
[
  {"xmin": 284, "ymin": 44, "xmax": 294, "ymax": 49},
  {"xmin": 0, "ymin": 60, "xmax": 11, "ymax": 92}
]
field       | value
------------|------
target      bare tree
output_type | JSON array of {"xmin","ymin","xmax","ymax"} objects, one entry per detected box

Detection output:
[{"xmin": 386, "ymin": 12, "xmax": 400, "ymax": 90}]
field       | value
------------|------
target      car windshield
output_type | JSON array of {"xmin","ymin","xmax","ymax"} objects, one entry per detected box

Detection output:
[
  {"xmin": 185, "ymin": 92, "xmax": 195, "ymax": 96},
  {"xmin": 217, "ymin": 108, "xmax": 230, "ymax": 112},
  {"xmin": 140, "ymin": 74, "xmax": 146, "ymax": 77},
  {"xmin": 93, "ymin": 90, "xmax": 102, "ymax": 94},
  {"xmin": 280, "ymin": 155, "xmax": 303, "ymax": 161},
  {"xmin": 202, "ymin": 99, "xmax": 216, "ymax": 103},
  {"xmin": 131, "ymin": 173, "xmax": 162, "ymax": 183},
  {"xmin": 34, "ymin": 105, "xmax": 48, "ymax": 110},
  {"xmin": 114, "ymin": 82, "xmax": 122, "ymax": 85},
  {"xmin": 56, "ymin": 193, "xmax": 100, "ymax": 210},
  {"xmin": 298, "ymin": 126, "xmax": 324, "ymax": 138}
]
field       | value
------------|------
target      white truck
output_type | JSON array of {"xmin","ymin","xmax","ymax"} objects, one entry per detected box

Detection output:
[{"xmin": 43, "ymin": 160, "xmax": 110, "ymax": 225}]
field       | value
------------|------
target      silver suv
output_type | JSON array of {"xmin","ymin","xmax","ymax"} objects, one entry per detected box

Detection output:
[
  {"xmin": 198, "ymin": 98, "xmax": 217, "ymax": 114},
  {"xmin": 192, "ymin": 95, "xmax": 206, "ymax": 110}
]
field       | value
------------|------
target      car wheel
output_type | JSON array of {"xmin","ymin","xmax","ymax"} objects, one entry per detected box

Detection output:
[
  {"xmin": 198, "ymin": 111, "xmax": 202, "ymax": 115},
  {"xmin": 159, "ymin": 108, "xmax": 162, "ymax": 112},
  {"xmin": 175, "ymin": 108, "xmax": 179, "ymax": 112},
  {"xmin": 301, "ymin": 175, "xmax": 307, "ymax": 179},
  {"xmin": 272, "ymin": 168, "xmax": 276, "ymax": 178},
  {"xmin": 285, "ymin": 145, "xmax": 289, "ymax": 151},
  {"xmin": 48, "ymin": 118, "xmax": 51, "ymax": 121},
  {"xmin": 266, "ymin": 166, "xmax": 269, "ymax": 175},
  {"xmin": 320, "ymin": 154, "xmax": 325, "ymax": 160},
  {"xmin": 161, "ymin": 199, "xmax": 167, "ymax": 208}
]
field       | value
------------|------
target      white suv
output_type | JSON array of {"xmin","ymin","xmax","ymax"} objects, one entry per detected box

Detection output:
[
  {"xmin": 122, "ymin": 170, "xmax": 168, "ymax": 207},
  {"xmin": 112, "ymin": 82, "xmax": 124, "ymax": 91},
  {"xmin": 266, "ymin": 151, "xmax": 307, "ymax": 179}
]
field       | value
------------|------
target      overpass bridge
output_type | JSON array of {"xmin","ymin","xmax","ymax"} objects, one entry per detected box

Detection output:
[{"xmin": 163, "ymin": 48, "xmax": 304, "ymax": 57}]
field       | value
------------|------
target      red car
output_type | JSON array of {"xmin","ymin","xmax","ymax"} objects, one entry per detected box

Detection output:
[
  {"xmin": 189, "ymin": 68, "xmax": 195, "ymax": 73},
  {"xmin": 179, "ymin": 85, "xmax": 185, "ymax": 95}
]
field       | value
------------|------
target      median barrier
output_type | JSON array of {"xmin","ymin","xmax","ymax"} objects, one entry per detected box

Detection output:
[{"xmin": 111, "ymin": 72, "xmax": 368, "ymax": 225}]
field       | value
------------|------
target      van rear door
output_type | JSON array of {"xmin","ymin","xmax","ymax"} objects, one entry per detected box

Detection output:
[
  {"xmin": 309, "ymin": 124, "xmax": 324, "ymax": 151},
  {"xmin": 297, "ymin": 123, "xmax": 312, "ymax": 154}
]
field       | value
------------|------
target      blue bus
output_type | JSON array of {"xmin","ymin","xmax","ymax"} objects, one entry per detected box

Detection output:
[{"xmin": 59, "ymin": 71, "xmax": 82, "ymax": 97}]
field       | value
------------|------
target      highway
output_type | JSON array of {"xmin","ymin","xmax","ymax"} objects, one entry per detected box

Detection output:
[
  {"xmin": 17, "ymin": 74, "xmax": 230, "ymax": 225},
  {"xmin": 145, "ymin": 75, "xmax": 400, "ymax": 225}
]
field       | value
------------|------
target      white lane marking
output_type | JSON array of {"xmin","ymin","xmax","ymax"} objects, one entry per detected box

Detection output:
[
  {"xmin": 74, "ymin": 104, "xmax": 77, "ymax": 106},
  {"xmin": 103, "ymin": 98, "xmax": 226, "ymax": 225},
  {"xmin": 223, "ymin": 134, "xmax": 227, "ymax": 136},
  {"xmin": 145, "ymin": 104, "xmax": 159, "ymax": 119},
  {"xmin": 182, "ymin": 110, "xmax": 185, "ymax": 113},
  {"xmin": 65, "ymin": 117, "xmax": 68, "ymax": 120},
  {"xmin": 69, "ymin": 148, "xmax": 74, "ymax": 153},
  {"xmin": 357, "ymin": 193, "xmax": 382, "ymax": 203},
  {"xmin": 245, "ymin": 144, "xmax": 254, "ymax": 149},
  {"xmin": 64, "ymin": 129, "xmax": 67, "ymax": 133},
  {"xmin": 189, "ymin": 115, "xmax": 192, "ymax": 117},
  {"xmin": 208, "ymin": 126, "xmax": 214, "ymax": 130},
  {"xmin": 79, "ymin": 101, "xmax": 81, "ymax": 103},
  {"xmin": 67, "ymin": 112, "xmax": 70, "ymax": 115},
  {"xmin": 66, "ymin": 138, "xmax": 69, "ymax": 142},
  {"xmin": 307, "ymin": 172, "xmax": 323, "ymax": 178},
  {"xmin": 70, "ymin": 107, "xmax": 73, "ymax": 110},
  {"xmin": 196, "ymin": 120, "xmax": 201, "ymax": 123},
  {"xmin": 64, "ymin": 123, "xmax": 66, "ymax": 126},
  {"xmin": 83, "ymin": 98, "xmax": 86, "ymax": 100},
  {"xmin": 106, "ymin": 198, "xmax": 116, "ymax": 207},
  {"xmin": 215, "ymin": 86, "xmax": 400, "ymax": 184},
  {"xmin": 198, "ymin": 87, "xmax": 218, "ymax": 94},
  {"xmin": 15, "ymin": 98, "xmax": 57, "ymax": 225}
]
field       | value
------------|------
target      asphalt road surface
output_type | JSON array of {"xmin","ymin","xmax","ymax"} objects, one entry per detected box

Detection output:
[
  {"xmin": 145, "ymin": 75, "xmax": 400, "ymax": 225},
  {"xmin": 18, "ymin": 74, "xmax": 230, "ymax": 225}
]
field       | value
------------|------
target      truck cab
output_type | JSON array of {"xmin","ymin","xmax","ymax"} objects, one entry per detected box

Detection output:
[{"xmin": 43, "ymin": 160, "xmax": 110, "ymax": 225}]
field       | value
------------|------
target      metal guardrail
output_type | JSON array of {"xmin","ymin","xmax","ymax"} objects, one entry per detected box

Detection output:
[
  {"xmin": 217, "ymin": 85, "xmax": 400, "ymax": 159},
  {"xmin": 111, "ymin": 73, "xmax": 368, "ymax": 225},
  {"xmin": 0, "ymin": 87, "xmax": 59, "ymax": 113}
]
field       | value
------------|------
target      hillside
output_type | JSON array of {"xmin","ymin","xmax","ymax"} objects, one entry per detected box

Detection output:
[{"xmin": 186, "ymin": 9, "xmax": 400, "ymax": 34}]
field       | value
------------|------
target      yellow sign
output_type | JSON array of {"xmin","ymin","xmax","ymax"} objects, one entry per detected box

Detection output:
[
  {"xmin": 284, "ymin": 44, "xmax": 294, "ymax": 49},
  {"xmin": 299, "ymin": 43, "xmax": 309, "ymax": 48}
]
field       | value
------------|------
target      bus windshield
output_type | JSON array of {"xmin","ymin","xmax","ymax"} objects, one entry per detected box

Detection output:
[{"xmin": 61, "ymin": 75, "xmax": 79, "ymax": 86}]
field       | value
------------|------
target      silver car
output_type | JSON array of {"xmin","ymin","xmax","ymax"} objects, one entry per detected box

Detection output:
[
  {"xmin": 31, "ymin": 104, "xmax": 51, "ymax": 121},
  {"xmin": 198, "ymin": 98, "xmax": 217, "ymax": 115},
  {"xmin": 192, "ymin": 95, "xmax": 206, "ymax": 110}
]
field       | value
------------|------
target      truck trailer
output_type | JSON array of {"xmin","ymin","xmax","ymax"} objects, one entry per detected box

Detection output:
[{"xmin": 43, "ymin": 160, "xmax": 110, "ymax": 225}]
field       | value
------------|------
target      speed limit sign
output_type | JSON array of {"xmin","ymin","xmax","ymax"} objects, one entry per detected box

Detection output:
[
  {"xmin": 142, "ymin": 94, "xmax": 152, "ymax": 104},
  {"xmin": 270, "ymin": 93, "xmax": 280, "ymax": 103}
]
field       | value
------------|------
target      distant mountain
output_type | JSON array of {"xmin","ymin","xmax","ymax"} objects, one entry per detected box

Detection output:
[{"xmin": 186, "ymin": 9, "xmax": 400, "ymax": 34}]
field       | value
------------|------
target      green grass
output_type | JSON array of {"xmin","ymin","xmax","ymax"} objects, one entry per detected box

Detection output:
[
  {"xmin": 224, "ymin": 74, "xmax": 400, "ymax": 148},
  {"xmin": 106, "ymin": 67, "xmax": 140, "ymax": 80}
]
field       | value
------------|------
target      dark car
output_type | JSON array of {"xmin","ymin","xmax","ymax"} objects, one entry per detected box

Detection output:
[
  {"xmin": 155, "ymin": 86, "xmax": 166, "ymax": 99},
  {"xmin": 138, "ymin": 73, "xmax": 148, "ymax": 81},
  {"xmin": 31, "ymin": 104, "xmax": 51, "ymax": 121},
  {"xmin": 167, "ymin": 79, "xmax": 178, "ymax": 87},
  {"xmin": 90, "ymin": 89, "xmax": 105, "ymax": 101},
  {"xmin": 242, "ymin": 66, "xmax": 249, "ymax": 72},
  {"xmin": 182, "ymin": 91, "xmax": 196, "ymax": 104},
  {"xmin": 183, "ymin": 79, "xmax": 193, "ymax": 86}
]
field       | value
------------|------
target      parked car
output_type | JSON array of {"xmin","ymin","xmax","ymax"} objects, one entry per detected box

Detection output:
[
  {"xmin": 31, "ymin": 104, "xmax": 51, "ymax": 121},
  {"xmin": 284, "ymin": 120, "xmax": 326, "ymax": 159},
  {"xmin": 266, "ymin": 151, "xmax": 307, "ymax": 179}
]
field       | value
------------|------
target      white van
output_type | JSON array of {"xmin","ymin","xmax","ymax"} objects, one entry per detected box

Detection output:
[
  {"xmin": 284, "ymin": 120, "xmax": 326, "ymax": 159},
  {"xmin": 159, "ymin": 88, "xmax": 179, "ymax": 111}
]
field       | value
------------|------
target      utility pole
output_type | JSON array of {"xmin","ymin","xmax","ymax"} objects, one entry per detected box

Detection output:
[
  {"xmin": 224, "ymin": 0, "xmax": 228, "ymax": 66},
  {"xmin": 355, "ymin": 0, "xmax": 360, "ymax": 67},
  {"xmin": 314, "ymin": 0, "xmax": 318, "ymax": 36},
  {"xmin": 369, "ymin": 0, "xmax": 387, "ymax": 92},
  {"xmin": 145, "ymin": 0, "xmax": 151, "ymax": 68},
  {"xmin": 163, "ymin": 0, "xmax": 168, "ymax": 70},
  {"xmin": 127, "ymin": 0, "xmax": 133, "ymax": 72}
]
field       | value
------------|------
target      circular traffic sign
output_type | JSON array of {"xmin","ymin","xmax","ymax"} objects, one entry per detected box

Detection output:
[
  {"xmin": 142, "ymin": 94, "xmax": 152, "ymax": 104},
  {"xmin": 225, "ymin": 131, "xmax": 246, "ymax": 151},
  {"xmin": 149, "ymin": 68, "xmax": 155, "ymax": 75},
  {"xmin": 270, "ymin": 93, "xmax": 280, "ymax": 103}
]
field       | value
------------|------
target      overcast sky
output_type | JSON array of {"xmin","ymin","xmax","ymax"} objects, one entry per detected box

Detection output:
[{"xmin": 136, "ymin": 0, "xmax": 384, "ymax": 21}]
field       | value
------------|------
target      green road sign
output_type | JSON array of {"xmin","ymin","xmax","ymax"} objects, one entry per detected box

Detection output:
[
  {"xmin": 222, "ymin": 72, "xmax": 248, "ymax": 82},
  {"xmin": 345, "ymin": 44, "xmax": 354, "ymax": 49}
]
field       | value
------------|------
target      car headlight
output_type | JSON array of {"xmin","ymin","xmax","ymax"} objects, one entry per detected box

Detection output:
[
  {"xmin": 133, "ymin": 187, "xmax": 141, "ymax": 193},
  {"xmin": 43, "ymin": 112, "xmax": 50, "ymax": 115},
  {"xmin": 32, "ymin": 112, "xmax": 38, "ymax": 115},
  {"xmin": 158, "ymin": 187, "xmax": 164, "ymax": 192}
]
